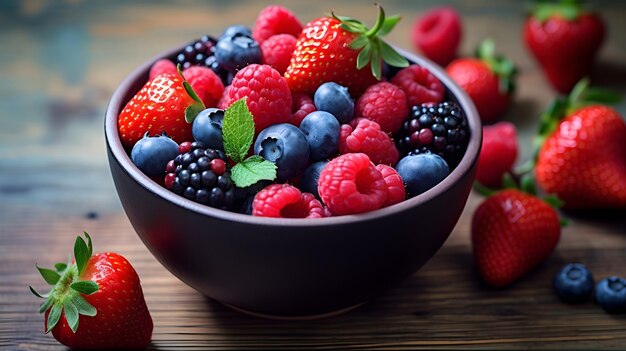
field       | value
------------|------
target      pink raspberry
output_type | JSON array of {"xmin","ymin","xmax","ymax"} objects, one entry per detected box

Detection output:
[
  {"xmin": 339, "ymin": 118, "xmax": 400, "ymax": 166},
  {"xmin": 317, "ymin": 153, "xmax": 388, "ymax": 215},
  {"xmin": 252, "ymin": 184, "xmax": 325, "ymax": 218},
  {"xmin": 149, "ymin": 59, "xmax": 178, "ymax": 81},
  {"xmin": 253, "ymin": 5, "xmax": 303, "ymax": 44},
  {"xmin": 261, "ymin": 34, "xmax": 297, "ymax": 75},
  {"xmin": 476, "ymin": 121, "xmax": 518, "ymax": 187},
  {"xmin": 355, "ymin": 82, "xmax": 409, "ymax": 134},
  {"xmin": 375, "ymin": 164, "xmax": 406, "ymax": 207},
  {"xmin": 412, "ymin": 7, "xmax": 462, "ymax": 67},
  {"xmin": 290, "ymin": 92, "xmax": 316, "ymax": 127},
  {"xmin": 391, "ymin": 65, "xmax": 445, "ymax": 107},
  {"xmin": 183, "ymin": 66, "xmax": 225, "ymax": 108},
  {"xmin": 225, "ymin": 64, "xmax": 292, "ymax": 133}
]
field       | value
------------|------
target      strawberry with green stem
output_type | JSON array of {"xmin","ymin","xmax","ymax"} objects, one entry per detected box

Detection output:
[
  {"xmin": 284, "ymin": 5, "xmax": 409, "ymax": 96},
  {"xmin": 30, "ymin": 232, "xmax": 152, "ymax": 349}
]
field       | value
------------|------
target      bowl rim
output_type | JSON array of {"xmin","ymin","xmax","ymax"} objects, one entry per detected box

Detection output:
[{"xmin": 105, "ymin": 44, "xmax": 481, "ymax": 227}]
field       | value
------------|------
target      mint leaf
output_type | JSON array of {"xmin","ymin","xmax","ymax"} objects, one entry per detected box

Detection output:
[
  {"xmin": 222, "ymin": 98, "xmax": 255, "ymax": 163},
  {"xmin": 231, "ymin": 155, "xmax": 277, "ymax": 188}
]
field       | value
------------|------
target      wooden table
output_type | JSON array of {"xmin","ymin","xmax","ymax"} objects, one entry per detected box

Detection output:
[{"xmin": 1, "ymin": 1, "xmax": 625, "ymax": 349}]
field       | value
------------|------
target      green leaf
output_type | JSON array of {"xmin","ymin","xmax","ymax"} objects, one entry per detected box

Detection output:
[
  {"xmin": 72, "ymin": 294, "xmax": 97, "ymax": 317},
  {"xmin": 222, "ymin": 98, "xmax": 255, "ymax": 163},
  {"xmin": 502, "ymin": 173, "xmax": 517, "ymax": 189},
  {"xmin": 39, "ymin": 295, "xmax": 54, "ymax": 314},
  {"xmin": 349, "ymin": 35, "xmax": 369, "ymax": 50},
  {"xmin": 340, "ymin": 22, "xmax": 366, "ymax": 33},
  {"xmin": 64, "ymin": 299, "xmax": 79, "ymax": 333},
  {"xmin": 559, "ymin": 218, "xmax": 570, "ymax": 227},
  {"xmin": 365, "ymin": 4, "xmax": 386, "ymax": 38},
  {"xmin": 476, "ymin": 39, "xmax": 495, "ymax": 60},
  {"xmin": 473, "ymin": 181, "xmax": 496, "ymax": 197},
  {"xmin": 70, "ymin": 281, "xmax": 99, "ymax": 295},
  {"xmin": 370, "ymin": 42, "xmax": 382, "ymax": 80},
  {"xmin": 520, "ymin": 173, "xmax": 537, "ymax": 196},
  {"xmin": 36, "ymin": 265, "xmax": 60, "ymax": 285},
  {"xmin": 378, "ymin": 15, "xmax": 401, "ymax": 37},
  {"xmin": 356, "ymin": 43, "xmax": 373, "ymax": 70},
  {"xmin": 568, "ymin": 78, "xmax": 590, "ymax": 107},
  {"xmin": 29, "ymin": 286, "xmax": 48, "ymax": 299},
  {"xmin": 543, "ymin": 195, "xmax": 566, "ymax": 209},
  {"xmin": 379, "ymin": 40, "xmax": 409, "ymax": 68},
  {"xmin": 83, "ymin": 232, "xmax": 92, "ymax": 257},
  {"xmin": 74, "ymin": 235, "xmax": 90, "ymax": 276},
  {"xmin": 46, "ymin": 304, "xmax": 62, "ymax": 333},
  {"xmin": 54, "ymin": 262, "xmax": 67, "ymax": 273},
  {"xmin": 230, "ymin": 156, "xmax": 277, "ymax": 188},
  {"xmin": 584, "ymin": 88, "xmax": 622, "ymax": 104},
  {"xmin": 185, "ymin": 102, "xmax": 205, "ymax": 123}
]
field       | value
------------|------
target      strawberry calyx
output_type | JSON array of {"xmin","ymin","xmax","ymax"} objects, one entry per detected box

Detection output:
[
  {"xmin": 30, "ymin": 232, "xmax": 99, "ymax": 334},
  {"xmin": 530, "ymin": 0, "xmax": 585, "ymax": 22},
  {"xmin": 475, "ymin": 39, "xmax": 517, "ymax": 95},
  {"xmin": 333, "ymin": 5, "xmax": 409, "ymax": 80},
  {"xmin": 176, "ymin": 64, "xmax": 206, "ymax": 123}
]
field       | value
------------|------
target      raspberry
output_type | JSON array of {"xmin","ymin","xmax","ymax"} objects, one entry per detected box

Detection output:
[
  {"xmin": 339, "ymin": 118, "xmax": 400, "ymax": 166},
  {"xmin": 183, "ymin": 66, "xmax": 225, "ymax": 108},
  {"xmin": 252, "ymin": 5, "xmax": 303, "ymax": 44},
  {"xmin": 317, "ymin": 153, "xmax": 388, "ymax": 215},
  {"xmin": 391, "ymin": 64, "xmax": 445, "ymax": 107},
  {"xmin": 412, "ymin": 7, "xmax": 462, "ymax": 67},
  {"xmin": 225, "ymin": 64, "xmax": 292, "ymax": 133},
  {"xmin": 375, "ymin": 164, "xmax": 406, "ymax": 207},
  {"xmin": 217, "ymin": 85, "xmax": 230, "ymax": 110},
  {"xmin": 355, "ymin": 82, "xmax": 409, "ymax": 134},
  {"xmin": 252, "ymin": 183, "xmax": 325, "ymax": 218},
  {"xmin": 261, "ymin": 34, "xmax": 297, "ymax": 75},
  {"xmin": 290, "ymin": 92, "xmax": 316, "ymax": 127},
  {"xmin": 476, "ymin": 121, "xmax": 518, "ymax": 187},
  {"xmin": 149, "ymin": 59, "xmax": 178, "ymax": 81}
]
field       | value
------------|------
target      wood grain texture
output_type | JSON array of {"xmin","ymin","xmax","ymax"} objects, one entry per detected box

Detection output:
[{"xmin": 1, "ymin": 0, "xmax": 626, "ymax": 350}]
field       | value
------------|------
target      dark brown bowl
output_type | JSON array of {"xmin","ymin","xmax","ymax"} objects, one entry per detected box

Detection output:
[{"xmin": 105, "ymin": 45, "xmax": 481, "ymax": 318}]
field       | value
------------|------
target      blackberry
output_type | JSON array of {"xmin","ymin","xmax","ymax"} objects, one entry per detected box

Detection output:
[
  {"xmin": 396, "ymin": 101, "xmax": 469, "ymax": 168},
  {"xmin": 175, "ymin": 36, "xmax": 218, "ymax": 70},
  {"xmin": 164, "ymin": 141, "xmax": 238, "ymax": 211}
]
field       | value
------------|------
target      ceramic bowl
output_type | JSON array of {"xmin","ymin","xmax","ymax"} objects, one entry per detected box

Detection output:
[{"xmin": 105, "ymin": 45, "xmax": 481, "ymax": 318}]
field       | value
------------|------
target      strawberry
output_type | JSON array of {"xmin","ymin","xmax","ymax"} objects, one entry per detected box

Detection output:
[
  {"xmin": 284, "ymin": 5, "xmax": 409, "ymax": 96},
  {"xmin": 30, "ymin": 233, "xmax": 152, "ymax": 349},
  {"xmin": 523, "ymin": 0, "xmax": 604, "ymax": 93},
  {"xmin": 476, "ymin": 121, "xmax": 518, "ymax": 188},
  {"xmin": 472, "ymin": 189, "xmax": 561, "ymax": 288},
  {"xmin": 534, "ymin": 80, "xmax": 626, "ymax": 209},
  {"xmin": 118, "ymin": 71, "xmax": 205, "ymax": 149},
  {"xmin": 446, "ymin": 40, "xmax": 517, "ymax": 124}
]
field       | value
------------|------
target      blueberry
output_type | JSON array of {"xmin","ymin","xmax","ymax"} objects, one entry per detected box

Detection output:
[
  {"xmin": 192, "ymin": 108, "xmax": 224, "ymax": 149},
  {"xmin": 221, "ymin": 25, "xmax": 252, "ymax": 39},
  {"xmin": 313, "ymin": 82, "xmax": 354, "ymax": 124},
  {"xmin": 395, "ymin": 154, "xmax": 449, "ymax": 197},
  {"xmin": 214, "ymin": 33, "xmax": 262, "ymax": 73},
  {"xmin": 299, "ymin": 111, "xmax": 340, "ymax": 161},
  {"xmin": 301, "ymin": 161, "xmax": 328, "ymax": 200},
  {"xmin": 553, "ymin": 263, "xmax": 594, "ymax": 303},
  {"xmin": 130, "ymin": 133, "xmax": 179, "ymax": 177},
  {"xmin": 595, "ymin": 276, "xmax": 626, "ymax": 313},
  {"xmin": 254, "ymin": 123, "xmax": 310, "ymax": 181}
]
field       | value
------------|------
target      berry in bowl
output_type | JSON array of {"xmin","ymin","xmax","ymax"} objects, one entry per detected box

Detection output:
[{"xmin": 105, "ymin": 5, "xmax": 481, "ymax": 318}]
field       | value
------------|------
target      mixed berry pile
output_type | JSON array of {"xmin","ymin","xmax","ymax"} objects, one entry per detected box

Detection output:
[{"xmin": 118, "ymin": 5, "xmax": 470, "ymax": 218}]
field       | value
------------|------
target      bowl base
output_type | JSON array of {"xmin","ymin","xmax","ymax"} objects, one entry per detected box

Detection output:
[{"xmin": 220, "ymin": 302, "xmax": 366, "ymax": 321}]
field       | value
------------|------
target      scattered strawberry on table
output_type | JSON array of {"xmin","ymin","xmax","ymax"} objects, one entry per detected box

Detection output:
[
  {"xmin": 30, "ymin": 233, "xmax": 153, "ymax": 349},
  {"xmin": 523, "ymin": 0, "xmax": 605, "ymax": 93}
]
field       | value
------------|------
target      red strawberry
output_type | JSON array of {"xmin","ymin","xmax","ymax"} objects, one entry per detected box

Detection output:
[
  {"xmin": 446, "ymin": 40, "xmax": 517, "ymax": 124},
  {"xmin": 476, "ymin": 121, "xmax": 518, "ymax": 188},
  {"xmin": 536, "ymin": 104, "xmax": 626, "ymax": 209},
  {"xmin": 30, "ymin": 233, "xmax": 152, "ymax": 349},
  {"xmin": 118, "ymin": 72, "xmax": 204, "ymax": 148},
  {"xmin": 523, "ymin": 1, "xmax": 604, "ymax": 93},
  {"xmin": 284, "ymin": 5, "xmax": 409, "ymax": 96},
  {"xmin": 472, "ymin": 189, "xmax": 561, "ymax": 288}
]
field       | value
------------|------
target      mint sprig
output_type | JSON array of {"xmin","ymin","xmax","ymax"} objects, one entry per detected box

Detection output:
[{"xmin": 222, "ymin": 98, "xmax": 277, "ymax": 187}]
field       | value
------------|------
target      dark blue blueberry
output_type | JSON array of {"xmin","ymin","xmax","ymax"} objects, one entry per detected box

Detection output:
[
  {"xmin": 313, "ymin": 82, "xmax": 354, "ymax": 124},
  {"xmin": 192, "ymin": 108, "xmax": 224, "ymax": 149},
  {"xmin": 214, "ymin": 33, "xmax": 262, "ymax": 73},
  {"xmin": 395, "ymin": 154, "xmax": 449, "ymax": 198},
  {"xmin": 221, "ymin": 25, "xmax": 252, "ymax": 39},
  {"xmin": 595, "ymin": 276, "xmax": 626, "ymax": 314},
  {"xmin": 299, "ymin": 111, "xmax": 340, "ymax": 161},
  {"xmin": 130, "ymin": 133, "xmax": 179, "ymax": 177},
  {"xmin": 254, "ymin": 123, "xmax": 310, "ymax": 181},
  {"xmin": 300, "ymin": 161, "xmax": 328, "ymax": 200},
  {"xmin": 553, "ymin": 263, "xmax": 594, "ymax": 304}
]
